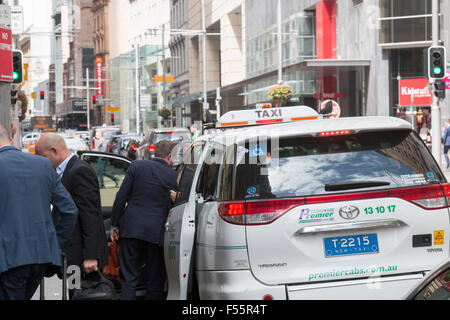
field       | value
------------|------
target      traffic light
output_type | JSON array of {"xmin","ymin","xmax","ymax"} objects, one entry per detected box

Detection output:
[
  {"xmin": 110, "ymin": 113, "xmax": 115, "ymax": 125},
  {"xmin": 434, "ymin": 80, "xmax": 446, "ymax": 100},
  {"xmin": 40, "ymin": 91, "xmax": 45, "ymax": 100},
  {"xmin": 11, "ymin": 89, "xmax": 18, "ymax": 105},
  {"xmin": 92, "ymin": 95, "xmax": 97, "ymax": 105},
  {"xmin": 12, "ymin": 51, "xmax": 23, "ymax": 84},
  {"xmin": 428, "ymin": 46, "xmax": 446, "ymax": 79}
]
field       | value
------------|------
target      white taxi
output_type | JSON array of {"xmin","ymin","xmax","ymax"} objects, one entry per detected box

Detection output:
[{"xmin": 164, "ymin": 105, "xmax": 450, "ymax": 300}]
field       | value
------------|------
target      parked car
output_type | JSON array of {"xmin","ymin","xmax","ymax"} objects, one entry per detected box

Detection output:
[
  {"xmin": 115, "ymin": 134, "xmax": 141, "ymax": 157},
  {"xmin": 138, "ymin": 128, "xmax": 192, "ymax": 160},
  {"xmin": 63, "ymin": 136, "xmax": 89, "ymax": 154},
  {"xmin": 22, "ymin": 132, "xmax": 41, "ymax": 147},
  {"xmin": 122, "ymin": 136, "xmax": 144, "ymax": 160},
  {"xmin": 107, "ymin": 135, "xmax": 122, "ymax": 154},
  {"xmin": 404, "ymin": 258, "xmax": 450, "ymax": 300}
]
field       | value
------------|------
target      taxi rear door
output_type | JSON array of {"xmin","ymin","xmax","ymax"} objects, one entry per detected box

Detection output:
[{"xmin": 165, "ymin": 143, "xmax": 205, "ymax": 300}]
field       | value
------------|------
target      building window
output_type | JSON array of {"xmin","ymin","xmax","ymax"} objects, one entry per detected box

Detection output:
[
  {"xmin": 246, "ymin": 12, "xmax": 316, "ymax": 78},
  {"xmin": 379, "ymin": 0, "xmax": 432, "ymax": 44}
]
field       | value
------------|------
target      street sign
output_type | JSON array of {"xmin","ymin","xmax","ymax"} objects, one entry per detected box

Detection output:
[
  {"xmin": 0, "ymin": 5, "xmax": 12, "ymax": 83},
  {"xmin": 95, "ymin": 56, "xmax": 103, "ymax": 96},
  {"xmin": 10, "ymin": 6, "xmax": 23, "ymax": 35},
  {"xmin": 154, "ymin": 75, "xmax": 174, "ymax": 83},
  {"xmin": 0, "ymin": 5, "xmax": 11, "ymax": 27},
  {"xmin": 320, "ymin": 99, "xmax": 341, "ymax": 118},
  {"xmin": 106, "ymin": 107, "xmax": 120, "ymax": 113},
  {"xmin": 31, "ymin": 116, "xmax": 53, "ymax": 130}
]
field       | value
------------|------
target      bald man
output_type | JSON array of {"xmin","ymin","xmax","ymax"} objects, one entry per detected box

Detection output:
[
  {"xmin": 0, "ymin": 126, "xmax": 77, "ymax": 300},
  {"xmin": 36, "ymin": 134, "xmax": 108, "ymax": 295}
]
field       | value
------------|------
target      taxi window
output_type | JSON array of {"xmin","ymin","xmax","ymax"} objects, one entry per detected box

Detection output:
[
  {"xmin": 196, "ymin": 146, "xmax": 223, "ymax": 200},
  {"xmin": 234, "ymin": 129, "xmax": 445, "ymax": 200},
  {"xmin": 219, "ymin": 145, "xmax": 235, "ymax": 201},
  {"xmin": 174, "ymin": 145, "xmax": 200, "ymax": 205}
]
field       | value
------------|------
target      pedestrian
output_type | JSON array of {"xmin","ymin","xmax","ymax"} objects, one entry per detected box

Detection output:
[
  {"xmin": 35, "ymin": 134, "xmax": 109, "ymax": 299},
  {"xmin": 443, "ymin": 119, "xmax": 450, "ymax": 168},
  {"xmin": 111, "ymin": 140, "xmax": 178, "ymax": 300},
  {"xmin": 0, "ymin": 125, "xmax": 78, "ymax": 300},
  {"xmin": 96, "ymin": 132, "xmax": 119, "ymax": 188}
]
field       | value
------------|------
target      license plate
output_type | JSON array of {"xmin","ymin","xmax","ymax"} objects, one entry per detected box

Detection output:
[{"xmin": 324, "ymin": 234, "xmax": 379, "ymax": 258}]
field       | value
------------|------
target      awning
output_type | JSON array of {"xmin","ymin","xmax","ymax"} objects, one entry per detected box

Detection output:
[{"xmin": 299, "ymin": 59, "xmax": 371, "ymax": 68}]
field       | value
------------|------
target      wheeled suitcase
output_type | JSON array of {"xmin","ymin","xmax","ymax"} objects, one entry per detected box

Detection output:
[{"xmin": 39, "ymin": 252, "xmax": 68, "ymax": 300}]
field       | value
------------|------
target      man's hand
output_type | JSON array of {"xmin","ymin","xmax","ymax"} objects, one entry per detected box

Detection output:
[
  {"xmin": 170, "ymin": 190, "xmax": 179, "ymax": 203},
  {"xmin": 111, "ymin": 227, "xmax": 119, "ymax": 242},
  {"xmin": 83, "ymin": 259, "xmax": 98, "ymax": 273}
]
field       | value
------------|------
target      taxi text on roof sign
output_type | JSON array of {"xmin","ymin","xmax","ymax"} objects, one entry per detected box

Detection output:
[{"xmin": 217, "ymin": 105, "xmax": 319, "ymax": 128}]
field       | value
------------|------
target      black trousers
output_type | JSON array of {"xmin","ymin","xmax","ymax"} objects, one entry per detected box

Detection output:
[
  {"xmin": 0, "ymin": 264, "xmax": 49, "ymax": 300},
  {"xmin": 119, "ymin": 238, "xmax": 166, "ymax": 300}
]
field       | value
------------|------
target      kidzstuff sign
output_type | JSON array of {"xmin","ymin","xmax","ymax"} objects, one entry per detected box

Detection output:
[{"xmin": 399, "ymin": 78, "xmax": 432, "ymax": 106}]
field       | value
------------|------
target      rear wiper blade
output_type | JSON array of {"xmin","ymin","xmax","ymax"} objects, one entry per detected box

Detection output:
[{"xmin": 325, "ymin": 181, "xmax": 391, "ymax": 192}]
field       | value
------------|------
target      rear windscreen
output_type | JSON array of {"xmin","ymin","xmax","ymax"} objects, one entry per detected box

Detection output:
[
  {"xmin": 155, "ymin": 132, "xmax": 192, "ymax": 143},
  {"xmin": 234, "ymin": 130, "xmax": 445, "ymax": 200}
]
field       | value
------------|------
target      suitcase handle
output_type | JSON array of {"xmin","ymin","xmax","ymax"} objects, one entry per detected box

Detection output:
[{"xmin": 61, "ymin": 252, "xmax": 67, "ymax": 301}]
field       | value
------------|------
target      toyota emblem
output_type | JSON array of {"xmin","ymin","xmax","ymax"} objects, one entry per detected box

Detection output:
[{"xmin": 339, "ymin": 206, "xmax": 360, "ymax": 220}]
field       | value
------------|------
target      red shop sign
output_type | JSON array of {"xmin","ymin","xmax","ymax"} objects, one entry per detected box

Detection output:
[
  {"xmin": 96, "ymin": 56, "xmax": 103, "ymax": 96},
  {"xmin": 0, "ymin": 27, "xmax": 12, "ymax": 82},
  {"xmin": 398, "ymin": 78, "xmax": 432, "ymax": 106}
]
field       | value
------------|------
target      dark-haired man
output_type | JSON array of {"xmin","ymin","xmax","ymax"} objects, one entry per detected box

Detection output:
[{"xmin": 111, "ymin": 140, "xmax": 178, "ymax": 300}]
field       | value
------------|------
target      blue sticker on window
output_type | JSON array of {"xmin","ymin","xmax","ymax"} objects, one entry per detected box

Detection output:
[
  {"xmin": 247, "ymin": 187, "xmax": 257, "ymax": 195},
  {"xmin": 426, "ymin": 172, "xmax": 435, "ymax": 180},
  {"xmin": 249, "ymin": 143, "xmax": 267, "ymax": 157}
]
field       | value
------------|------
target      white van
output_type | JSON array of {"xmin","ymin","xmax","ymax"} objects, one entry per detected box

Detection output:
[{"xmin": 164, "ymin": 106, "xmax": 449, "ymax": 300}]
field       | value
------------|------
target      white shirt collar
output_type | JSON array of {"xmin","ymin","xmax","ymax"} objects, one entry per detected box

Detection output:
[{"xmin": 56, "ymin": 154, "xmax": 75, "ymax": 177}]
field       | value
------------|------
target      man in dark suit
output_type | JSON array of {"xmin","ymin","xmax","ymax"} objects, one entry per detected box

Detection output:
[
  {"xmin": 0, "ymin": 125, "xmax": 78, "ymax": 300},
  {"xmin": 111, "ymin": 140, "xmax": 178, "ymax": 300},
  {"xmin": 35, "ymin": 134, "xmax": 108, "ymax": 289}
]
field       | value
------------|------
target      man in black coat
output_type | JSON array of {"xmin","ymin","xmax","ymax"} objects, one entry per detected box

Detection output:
[
  {"xmin": 36, "ymin": 134, "xmax": 108, "ymax": 287},
  {"xmin": 111, "ymin": 140, "xmax": 178, "ymax": 300}
]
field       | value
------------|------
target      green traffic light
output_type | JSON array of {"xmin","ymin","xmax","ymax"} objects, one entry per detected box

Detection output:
[
  {"xmin": 12, "ymin": 72, "xmax": 19, "ymax": 80},
  {"xmin": 434, "ymin": 66, "xmax": 442, "ymax": 75}
]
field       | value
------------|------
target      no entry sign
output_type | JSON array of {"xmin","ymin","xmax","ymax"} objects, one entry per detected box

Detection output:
[{"xmin": 0, "ymin": 5, "xmax": 12, "ymax": 83}]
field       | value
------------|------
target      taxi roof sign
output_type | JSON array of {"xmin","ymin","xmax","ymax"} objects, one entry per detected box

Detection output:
[{"xmin": 217, "ymin": 105, "xmax": 319, "ymax": 128}]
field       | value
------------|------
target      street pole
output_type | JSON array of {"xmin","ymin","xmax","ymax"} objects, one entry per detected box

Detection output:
[
  {"xmin": 431, "ymin": 0, "xmax": 441, "ymax": 164},
  {"xmin": 135, "ymin": 44, "xmax": 141, "ymax": 134},
  {"xmin": 162, "ymin": 24, "xmax": 166, "ymax": 112},
  {"xmin": 86, "ymin": 67, "xmax": 90, "ymax": 131},
  {"xmin": 201, "ymin": 0, "xmax": 208, "ymax": 112},
  {"xmin": 0, "ymin": 84, "xmax": 11, "ymax": 132},
  {"xmin": 277, "ymin": 0, "xmax": 283, "ymax": 84}
]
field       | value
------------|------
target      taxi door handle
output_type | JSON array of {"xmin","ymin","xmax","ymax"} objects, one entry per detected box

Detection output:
[
  {"xmin": 165, "ymin": 221, "xmax": 171, "ymax": 232},
  {"xmin": 294, "ymin": 219, "xmax": 407, "ymax": 236}
]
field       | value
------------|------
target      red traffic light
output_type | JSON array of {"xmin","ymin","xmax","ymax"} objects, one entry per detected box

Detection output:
[
  {"xmin": 92, "ymin": 96, "xmax": 97, "ymax": 104},
  {"xmin": 40, "ymin": 91, "xmax": 45, "ymax": 100},
  {"xmin": 110, "ymin": 113, "xmax": 115, "ymax": 124}
]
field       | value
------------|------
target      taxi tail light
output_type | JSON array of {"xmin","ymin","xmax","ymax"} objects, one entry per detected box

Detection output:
[
  {"xmin": 148, "ymin": 144, "xmax": 156, "ymax": 153},
  {"xmin": 440, "ymin": 183, "xmax": 450, "ymax": 207},
  {"xmin": 317, "ymin": 130, "xmax": 355, "ymax": 137},
  {"xmin": 218, "ymin": 199, "xmax": 304, "ymax": 225},
  {"xmin": 130, "ymin": 144, "xmax": 138, "ymax": 150},
  {"xmin": 306, "ymin": 184, "xmax": 447, "ymax": 210}
]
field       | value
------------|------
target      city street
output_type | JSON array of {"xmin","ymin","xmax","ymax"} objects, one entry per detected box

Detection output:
[{"xmin": 1, "ymin": 0, "xmax": 450, "ymax": 303}]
